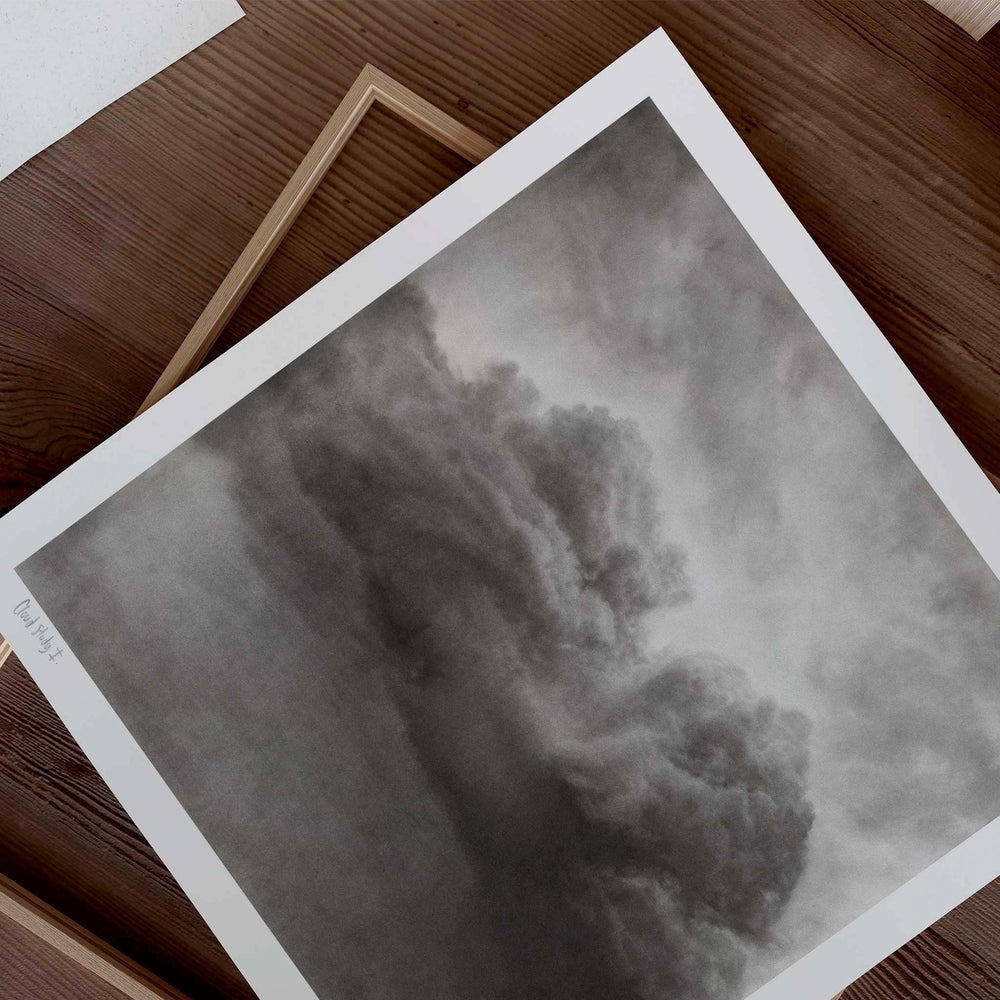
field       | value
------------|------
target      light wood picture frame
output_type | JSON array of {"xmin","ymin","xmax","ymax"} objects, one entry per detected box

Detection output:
[
  {"xmin": 923, "ymin": 0, "xmax": 1000, "ymax": 38},
  {"xmin": 136, "ymin": 63, "xmax": 497, "ymax": 415}
]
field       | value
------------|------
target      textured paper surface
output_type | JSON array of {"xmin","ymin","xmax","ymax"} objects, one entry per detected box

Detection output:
[{"xmin": 0, "ymin": 0, "xmax": 243, "ymax": 180}]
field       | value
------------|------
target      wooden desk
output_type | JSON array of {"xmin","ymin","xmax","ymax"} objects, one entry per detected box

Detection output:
[{"xmin": 1, "ymin": 2, "xmax": 998, "ymax": 997}]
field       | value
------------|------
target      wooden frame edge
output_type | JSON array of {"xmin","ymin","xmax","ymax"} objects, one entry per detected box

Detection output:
[
  {"xmin": 923, "ymin": 0, "xmax": 1000, "ymax": 39},
  {"xmin": 136, "ymin": 63, "xmax": 497, "ymax": 416}
]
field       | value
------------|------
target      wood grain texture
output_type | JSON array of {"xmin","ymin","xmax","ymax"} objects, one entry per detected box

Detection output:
[
  {"xmin": 0, "ymin": 653, "xmax": 254, "ymax": 1000},
  {"xmin": 0, "ymin": 908, "xmax": 128, "ymax": 1000},
  {"xmin": 0, "ymin": 872, "xmax": 189, "ymax": 1000},
  {"xmin": 0, "ymin": 2, "xmax": 998, "ymax": 999}
]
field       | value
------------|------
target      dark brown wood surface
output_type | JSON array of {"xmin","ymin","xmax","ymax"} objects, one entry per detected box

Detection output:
[{"xmin": 0, "ymin": 2, "xmax": 998, "ymax": 998}]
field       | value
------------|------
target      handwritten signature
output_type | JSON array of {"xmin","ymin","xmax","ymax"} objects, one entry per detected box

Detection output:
[{"xmin": 11, "ymin": 598, "xmax": 64, "ymax": 661}]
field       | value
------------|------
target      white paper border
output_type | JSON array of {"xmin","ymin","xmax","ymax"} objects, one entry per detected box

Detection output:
[{"xmin": 2, "ymin": 30, "xmax": 999, "ymax": 1000}]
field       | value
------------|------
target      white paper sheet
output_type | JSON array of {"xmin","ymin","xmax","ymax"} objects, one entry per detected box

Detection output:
[{"xmin": 0, "ymin": 0, "xmax": 243, "ymax": 180}]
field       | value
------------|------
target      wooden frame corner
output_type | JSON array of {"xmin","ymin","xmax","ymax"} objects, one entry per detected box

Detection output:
[{"xmin": 137, "ymin": 63, "xmax": 497, "ymax": 415}]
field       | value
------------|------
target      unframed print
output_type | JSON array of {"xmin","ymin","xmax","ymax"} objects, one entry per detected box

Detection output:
[{"xmin": 11, "ymin": 91, "xmax": 1000, "ymax": 1000}]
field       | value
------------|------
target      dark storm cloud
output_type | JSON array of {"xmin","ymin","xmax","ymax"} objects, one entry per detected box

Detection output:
[
  {"xmin": 196, "ymin": 283, "xmax": 815, "ymax": 999},
  {"xmin": 434, "ymin": 100, "xmax": 845, "ymax": 581},
  {"xmin": 442, "ymin": 101, "xmax": 1000, "ymax": 891}
]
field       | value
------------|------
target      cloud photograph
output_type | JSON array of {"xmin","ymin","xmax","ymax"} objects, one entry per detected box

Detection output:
[{"xmin": 18, "ymin": 101, "xmax": 1000, "ymax": 1000}]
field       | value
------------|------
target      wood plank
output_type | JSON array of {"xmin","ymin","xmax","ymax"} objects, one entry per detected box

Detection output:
[{"xmin": 0, "ymin": 3, "xmax": 998, "ymax": 999}]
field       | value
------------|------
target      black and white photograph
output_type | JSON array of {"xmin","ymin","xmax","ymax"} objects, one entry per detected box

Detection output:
[{"xmin": 14, "ymin": 97, "xmax": 1000, "ymax": 1000}]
